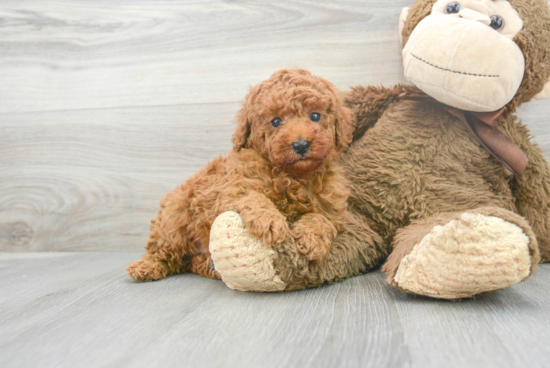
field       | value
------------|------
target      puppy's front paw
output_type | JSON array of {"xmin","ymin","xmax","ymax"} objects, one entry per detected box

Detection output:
[
  {"xmin": 126, "ymin": 258, "xmax": 169, "ymax": 282},
  {"xmin": 242, "ymin": 211, "xmax": 290, "ymax": 246},
  {"xmin": 291, "ymin": 221, "xmax": 336, "ymax": 263}
]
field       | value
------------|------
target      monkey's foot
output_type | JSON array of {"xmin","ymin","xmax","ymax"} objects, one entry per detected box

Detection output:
[
  {"xmin": 209, "ymin": 211, "xmax": 287, "ymax": 292},
  {"xmin": 387, "ymin": 213, "xmax": 533, "ymax": 299}
]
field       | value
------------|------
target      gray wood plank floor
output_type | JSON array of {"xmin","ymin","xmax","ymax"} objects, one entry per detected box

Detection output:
[{"xmin": 0, "ymin": 252, "xmax": 549, "ymax": 368}]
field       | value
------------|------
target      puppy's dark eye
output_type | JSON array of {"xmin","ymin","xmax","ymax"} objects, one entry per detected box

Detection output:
[
  {"xmin": 309, "ymin": 113, "xmax": 321, "ymax": 122},
  {"xmin": 490, "ymin": 15, "xmax": 504, "ymax": 31},
  {"xmin": 445, "ymin": 2, "xmax": 461, "ymax": 14},
  {"xmin": 271, "ymin": 118, "xmax": 282, "ymax": 128}
]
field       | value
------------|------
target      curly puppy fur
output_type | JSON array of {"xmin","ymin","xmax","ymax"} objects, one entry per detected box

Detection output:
[{"xmin": 127, "ymin": 68, "xmax": 354, "ymax": 282}]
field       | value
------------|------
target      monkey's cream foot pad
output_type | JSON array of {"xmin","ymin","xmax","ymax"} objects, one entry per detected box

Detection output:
[
  {"xmin": 393, "ymin": 213, "xmax": 532, "ymax": 299},
  {"xmin": 210, "ymin": 211, "xmax": 287, "ymax": 292}
]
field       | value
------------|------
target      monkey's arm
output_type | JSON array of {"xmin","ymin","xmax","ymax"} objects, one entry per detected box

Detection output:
[
  {"xmin": 343, "ymin": 84, "xmax": 416, "ymax": 141},
  {"xmin": 505, "ymin": 118, "xmax": 550, "ymax": 263}
]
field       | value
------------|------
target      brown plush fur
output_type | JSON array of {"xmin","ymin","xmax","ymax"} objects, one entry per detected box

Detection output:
[
  {"xmin": 127, "ymin": 68, "xmax": 354, "ymax": 282},
  {"xmin": 259, "ymin": 0, "xmax": 550, "ymax": 293},
  {"xmin": 343, "ymin": 83, "xmax": 550, "ymax": 266}
]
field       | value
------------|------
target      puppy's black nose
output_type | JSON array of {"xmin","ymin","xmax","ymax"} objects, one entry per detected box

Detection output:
[{"xmin": 291, "ymin": 140, "xmax": 311, "ymax": 156}]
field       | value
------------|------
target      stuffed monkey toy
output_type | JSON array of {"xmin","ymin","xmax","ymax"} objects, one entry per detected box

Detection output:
[{"xmin": 208, "ymin": 0, "xmax": 550, "ymax": 299}]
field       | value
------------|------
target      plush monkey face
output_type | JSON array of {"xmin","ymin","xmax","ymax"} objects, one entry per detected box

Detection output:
[{"xmin": 402, "ymin": 0, "xmax": 528, "ymax": 112}]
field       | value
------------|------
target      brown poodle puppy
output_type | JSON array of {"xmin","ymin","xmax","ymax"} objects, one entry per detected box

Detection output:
[{"xmin": 127, "ymin": 68, "xmax": 354, "ymax": 282}]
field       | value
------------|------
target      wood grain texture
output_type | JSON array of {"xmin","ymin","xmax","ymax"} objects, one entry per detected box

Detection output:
[
  {"xmin": 0, "ymin": 104, "xmax": 238, "ymax": 251},
  {"xmin": 1, "ymin": 0, "xmax": 550, "ymax": 251},
  {"xmin": 0, "ymin": 252, "xmax": 549, "ymax": 368},
  {"xmin": 0, "ymin": 0, "xmax": 410, "ymax": 113}
]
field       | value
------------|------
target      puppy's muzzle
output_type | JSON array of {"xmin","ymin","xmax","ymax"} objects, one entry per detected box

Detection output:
[{"xmin": 291, "ymin": 140, "xmax": 311, "ymax": 156}]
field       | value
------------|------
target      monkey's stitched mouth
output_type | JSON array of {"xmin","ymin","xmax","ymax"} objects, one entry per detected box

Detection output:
[{"xmin": 411, "ymin": 54, "xmax": 500, "ymax": 78}]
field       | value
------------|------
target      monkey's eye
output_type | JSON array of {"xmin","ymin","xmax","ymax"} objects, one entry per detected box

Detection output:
[
  {"xmin": 445, "ymin": 2, "xmax": 461, "ymax": 14},
  {"xmin": 271, "ymin": 118, "xmax": 282, "ymax": 128},
  {"xmin": 489, "ymin": 15, "xmax": 505, "ymax": 31},
  {"xmin": 309, "ymin": 113, "xmax": 321, "ymax": 122}
]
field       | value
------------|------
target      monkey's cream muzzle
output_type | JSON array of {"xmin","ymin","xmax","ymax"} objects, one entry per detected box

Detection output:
[{"xmin": 403, "ymin": 14, "xmax": 525, "ymax": 112}]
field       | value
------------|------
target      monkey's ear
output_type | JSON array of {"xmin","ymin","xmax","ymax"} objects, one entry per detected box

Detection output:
[
  {"xmin": 399, "ymin": 7, "xmax": 410, "ymax": 47},
  {"xmin": 231, "ymin": 107, "xmax": 251, "ymax": 151},
  {"xmin": 535, "ymin": 78, "xmax": 550, "ymax": 100}
]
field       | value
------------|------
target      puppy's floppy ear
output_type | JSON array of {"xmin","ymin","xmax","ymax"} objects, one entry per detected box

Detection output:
[
  {"xmin": 335, "ymin": 105, "xmax": 354, "ymax": 152},
  {"xmin": 232, "ymin": 106, "xmax": 251, "ymax": 151}
]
